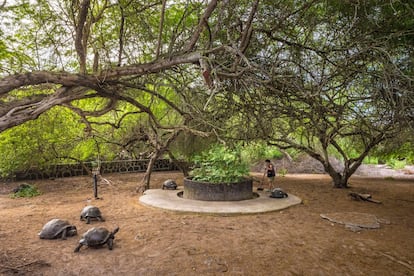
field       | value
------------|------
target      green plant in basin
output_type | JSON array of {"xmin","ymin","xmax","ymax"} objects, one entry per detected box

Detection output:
[{"xmin": 190, "ymin": 144, "xmax": 250, "ymax": 183}]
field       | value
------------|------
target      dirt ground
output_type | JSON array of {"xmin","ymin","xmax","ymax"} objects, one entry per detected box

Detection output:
[{"xmin": 0, "ymin": 171, "xmax": 413, "ymax": 276}]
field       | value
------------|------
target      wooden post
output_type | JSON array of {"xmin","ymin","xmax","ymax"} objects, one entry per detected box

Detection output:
[{"xmin": 93, "ymin": 173, "xmax": 98, "ymax": 199}]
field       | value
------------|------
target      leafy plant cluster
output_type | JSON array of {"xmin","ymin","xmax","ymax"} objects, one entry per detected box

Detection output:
[
  {"xmin": 278, "ymin": 168, "xmax": 288, "ymax": 177},
  {"xmin": 10, "ymin": 184, "xmax": 41, "ymax": 198},
  {"xmin": 242, "ymin": 143, "xmax": 284, "ymax": 162},
  {"xmin": 190, "ymin": 144, "xmax": 250, "ymax": 183}
]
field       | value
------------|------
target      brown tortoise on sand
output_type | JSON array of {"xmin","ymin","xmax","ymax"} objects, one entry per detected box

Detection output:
[
  {"xmin": 74, "ymin": 226, "xmax": 119, "ymax": 252},
  {"xmin": 80, "ymin": 206, "xmax": 105, "ymax": 224},
  {"xmin": 38, "ymin": 219, "xmax": 77, "ymax": 240}
]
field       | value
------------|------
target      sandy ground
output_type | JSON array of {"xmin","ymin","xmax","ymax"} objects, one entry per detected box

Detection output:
[{"xmin": 0, "ymin": 171, "xmax": 413, "ymax": 275}]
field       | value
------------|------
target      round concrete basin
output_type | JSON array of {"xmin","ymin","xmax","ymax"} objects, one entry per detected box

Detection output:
[{"xmin": 183, "ymin": 177, "xmax": 253, "ymax": 201}]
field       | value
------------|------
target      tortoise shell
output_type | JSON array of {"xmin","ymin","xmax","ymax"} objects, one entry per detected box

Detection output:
[
  {"xmin": 74, "ymin": 227, "xmax": 119, "ymax": 252},
  {"xmin": 38, "ymin": 219, "xmax": 77, "ymax": 239},
  {"xmin": 80, "ymin": 206, "xmax": 104, "ymax": 223},
  {"xmin": 162, "ymin": 179, "xmax": 177, "ymax": 190}
]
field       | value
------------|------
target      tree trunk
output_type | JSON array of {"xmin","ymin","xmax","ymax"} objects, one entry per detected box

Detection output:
[
  {"xmin": 323, "ymin": 160, "xmax": 351, "ymax": 189},
  {"xmin": 329, "ymin": 171, "xmax": 350, "ymax": 189},
  {"xmin": 167, "ymin": 151, "xmax": 191, "ymax": 177},
  {"xmin": 136, "ymin": 152, "xmax": 160, "ymax": 193}
]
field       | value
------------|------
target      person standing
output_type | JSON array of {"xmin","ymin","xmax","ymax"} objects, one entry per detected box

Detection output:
[{"xmin": 263, "ymin": 159, "xmax": 276, "ymax": 191}]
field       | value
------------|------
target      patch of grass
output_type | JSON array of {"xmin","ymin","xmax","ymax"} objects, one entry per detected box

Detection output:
[
  {"xmin": 387, "ymin": 159, "xmax": 406, "ymax": 170},
  {"xmin": 278, "ymin": 168, "xmax": 288, "ymax": 177},
  {"xmin": 10, "ymin": 184, "xmax": 41, "ymax": 198}
]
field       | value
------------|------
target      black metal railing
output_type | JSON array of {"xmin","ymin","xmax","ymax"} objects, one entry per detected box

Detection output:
[{"xmin": 11, "ymin": 159, "xmax": 178, "ymax": 180}]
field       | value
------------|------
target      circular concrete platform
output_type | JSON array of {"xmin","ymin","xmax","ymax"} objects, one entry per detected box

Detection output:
[{"xmin": 139, "ymin": 187, "xmax": 302, "ymax": 215}]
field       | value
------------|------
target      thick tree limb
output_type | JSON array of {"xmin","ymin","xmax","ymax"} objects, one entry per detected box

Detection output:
[
  {"xmin": 155, "ymin": 0, "xmax": 167, "ymax": 59},
  {"xmin": 0, "ymin": 71, "xmax": 98, "ymax": 94},
  {"xmin": 239, "ymin": 0, "xmax": 259, "ymax": 53},
  {"xmin": 117, "ymin": 3, "xmax": 126, "ymax": 66},
  {"xmin": 0, "ymin": 86, "xmax": 88, "ymax": 131},
  {"xmin": 0, "ymin": 52, "xmax": 202, "ymax": 94},
  {"xmin": 75, "ymin": 0, "xmax": 90, "ymax": 74},
  {"xmin": 184, "ymin": 0, "xmax": 218, "ymax": 52}
]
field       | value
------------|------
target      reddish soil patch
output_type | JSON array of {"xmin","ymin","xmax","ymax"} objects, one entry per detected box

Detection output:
[{"xmin": 0, "ymin": 172, "xmax": 413, "ymax": 275}]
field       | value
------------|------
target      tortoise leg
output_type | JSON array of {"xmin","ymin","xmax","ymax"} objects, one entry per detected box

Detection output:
[
  {"xmin": 74, "ymin": 243, "xmax": 83, "ymax": 253},
  {"xmin": 61, "ymin": 228, "xmax": 67, "ymax": 240},
  {"xmin": 98, "ymin": 216, "xmax": 105, "ymax": 222},
  {"xmin": 86, "ymin": 217, "xmax": 90, "ymax": 224},
  {"xmin": 107, "ymin": 238, "xmax": 113, "ymax": 250}
]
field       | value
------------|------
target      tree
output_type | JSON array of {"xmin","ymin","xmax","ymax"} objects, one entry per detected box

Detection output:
[
  {"xmin": 0, "ymin": 0, "xmax": 259, "ymax": 131},
  {"xmin": 0, "ymin": 0, "xmax": 261, "ymax": 189},
  {"xmin": 202, "ymin": 0, "xmax": 414, "ymax": 188},
  {"xmin": 0, "ymin": 1, "xmax": 209, "ymax": 130},
  {"xmin": 1, "ymin": 0, "xmax": 413, "ymax": 190}
]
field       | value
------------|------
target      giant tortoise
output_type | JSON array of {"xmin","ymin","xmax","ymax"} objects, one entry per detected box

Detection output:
[
  {"xmin": 38, "ymin": 219, "xmax": 77, "ymax": 240},
  {"xmin": 80, "ymin": 206, "xmax": 105, "ymax": 224},
  {"xmin": 74, "ymin": 226, "xmax": 119, "ymax": 252},
  {"xmin": 162, "ymin": 179, "xmax": 177, "ymax": 190},
  {"xmin": 269, "ymin": 188, "xmax": 288, "ymax": 198}
]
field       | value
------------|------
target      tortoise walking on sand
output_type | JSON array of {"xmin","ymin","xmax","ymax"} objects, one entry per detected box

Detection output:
[
  {"xmin": 38, "ymin": 219, "xmax": 77, "ymax": 240},
  {"xmin": 74, "ymin": 227, "xmax": 119, "ymax": 252},
  {"xmin": 80, "ymin": 206, "xmax": 105, "ymax": 224}
]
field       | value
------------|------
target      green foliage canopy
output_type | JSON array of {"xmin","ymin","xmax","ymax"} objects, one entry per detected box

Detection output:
[
  {"xmin": 190, "ymin": 144, "xmax": 250, "ymax": 183},
  {"xmin": 0, "ymin": 0, "xmax": 412, "ymax": 188}
]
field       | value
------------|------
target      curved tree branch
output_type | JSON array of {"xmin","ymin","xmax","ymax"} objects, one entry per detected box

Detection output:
[
  {"xmin": 0, "ymin": 52, "xmax": 202, "ymax": 94},
  {"xmin": 0, "ymin": 86, "xmax": 89, "ymax": 131},
  {"xmin": 239, "ymin": 0, "xmax": 259, "ymax": 53},
  {"xmin": 155, "ymin": 0, "xmax": 167, "ymax": 59},
  {"xmin": 75, "ymin": 0, "xmax": 90, "ymax": 74},
  {"xmin": 184, "ymin": 0, "xmax": 218, "ymax": 52}
]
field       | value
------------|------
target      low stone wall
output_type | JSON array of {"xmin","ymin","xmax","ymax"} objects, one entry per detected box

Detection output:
[{"xmin": 12, "ymin": 159, "xmax": 178, "ymax": 180}]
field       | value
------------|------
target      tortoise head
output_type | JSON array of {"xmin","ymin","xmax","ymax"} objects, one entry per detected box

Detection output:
[
  {"xmin": 112, "ymin": 227, "xmax": 120, "ymax": 236},
  {"xmin": 68, "ymin": 226, "xmax": 78, "ymax": 237}
]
